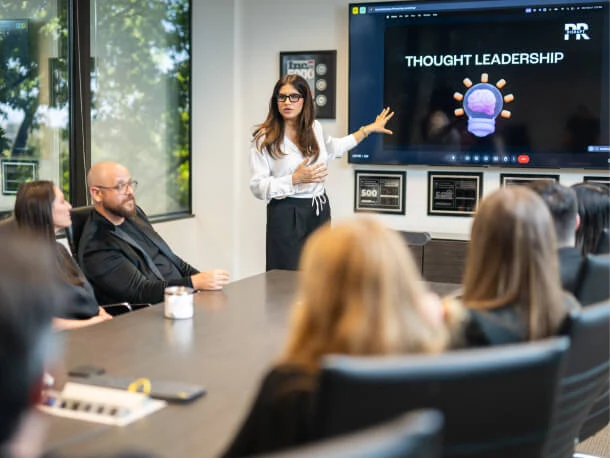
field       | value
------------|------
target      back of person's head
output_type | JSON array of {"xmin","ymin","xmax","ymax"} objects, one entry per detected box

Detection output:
[
  {"xmin": 571, "ymin": 183, "xmax": 610, "ymax": 256},
  {"xmin": 13, "ymin": 180, "xmax": 56, "ymax": 242},
  {"xmin": 462, "ymin": 186, "xmax": 566, "ymax": 340},
  {"xmin": 280, "ymin": 216, "xmax": 448, "ymax": 372},
  {"xmin": 525, "ymin": 181, "xmax": 578, "ymax": 247},
  {"xmin": 0, "ymin": 232, "xmax": 61, "ymax": 453}
]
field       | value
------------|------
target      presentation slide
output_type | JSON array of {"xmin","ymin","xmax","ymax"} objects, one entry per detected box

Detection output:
[{"xmin": 349, "ymin": 0, "xmax": 610, "ymax": 169}]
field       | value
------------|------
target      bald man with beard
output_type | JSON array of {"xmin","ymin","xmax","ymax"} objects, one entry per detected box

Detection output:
[{"xmin": 78, "ymin": 161, "xmax": 229, "ymax": 305}]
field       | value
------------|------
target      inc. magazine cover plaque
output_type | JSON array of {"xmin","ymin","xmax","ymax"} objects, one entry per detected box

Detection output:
[
  {"xmin": 428, "ymin": 172, "xmax": 482, "ymax": 216},
  {"xmin": 355, "ymin": 170, "xmax": 406, "ymax": 214},
  {"xmin": 279, "ymin": 50, "xmax": 336, "ymax": 119}
]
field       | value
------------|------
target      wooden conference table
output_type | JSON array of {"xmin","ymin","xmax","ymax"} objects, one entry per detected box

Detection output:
[{"xmin": 43, "ymin": 270, "xmax": 460, "ymax": 458}]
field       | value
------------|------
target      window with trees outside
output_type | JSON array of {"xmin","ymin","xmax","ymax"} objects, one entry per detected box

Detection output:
[{"xmin": 0, "ymin": 0, "xmax": 191, "ymax": 219}]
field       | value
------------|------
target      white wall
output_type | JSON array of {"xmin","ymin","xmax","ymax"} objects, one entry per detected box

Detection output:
[
  {"xmin": 154, "ymin": 0, "xmax": 238, "ymax": 277},
  {"xmin": 156, "ymin": 0, "xmax": 609, "ymax": 281}
]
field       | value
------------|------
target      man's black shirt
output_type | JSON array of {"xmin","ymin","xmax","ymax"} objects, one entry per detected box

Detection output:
[{"xmin": 118, "ymin": 219, "xmax": 184, "ymax": 282}]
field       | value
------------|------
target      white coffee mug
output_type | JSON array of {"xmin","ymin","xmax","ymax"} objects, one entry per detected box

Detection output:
[{"xmin": 164, "ymin": 286, "xmax": 195, "ymax": 319}]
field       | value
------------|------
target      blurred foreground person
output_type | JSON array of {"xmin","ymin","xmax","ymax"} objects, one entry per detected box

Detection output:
[
  {"xmin": 222, "ymin": 216, "xmax": 448, "ymax": 457},
  {"xmin": 0, "ymin": 232, "xmax": 61, "ymax": 457}
]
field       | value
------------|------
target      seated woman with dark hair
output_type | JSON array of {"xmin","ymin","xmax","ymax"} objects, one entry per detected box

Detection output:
[
  {"xmin": 571, "ymin": 182, "xmax": 610, "ymax": 256},
  {"xmin": 14, "ymin": 180, "xmax": 112, "ymax": 330},
  {"xmin": 221, "ymin": 216, "xmax": 449, "ymax": 458},
  {"xmin": 444, "ymin": 186, "xmax": 580, "ymax": 348}
]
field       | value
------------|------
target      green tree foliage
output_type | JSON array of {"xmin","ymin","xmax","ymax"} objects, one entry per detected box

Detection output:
[
  {"xmin": 1, "ymin": 1, "xmax": 69, "ymax": 198},
  {"xmin": 0, "ymin": 0, "xmax": 191, "ymax": 214},
  {"xmin": 90, "ymin": 0, "xmax": 191, "ymax": 214}
]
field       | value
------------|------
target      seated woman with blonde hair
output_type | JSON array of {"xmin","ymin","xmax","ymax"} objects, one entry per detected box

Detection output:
[
  {"xmin": 14, "ymin": 180, "xmax": 112, "ymax": 331},
  {"xmin": 445, "ymin": 186, "xmax": 580, "ymax": 347},
  {"xmin": 222, "ymin": 216, "xmax": 449, "ymax": 457}
]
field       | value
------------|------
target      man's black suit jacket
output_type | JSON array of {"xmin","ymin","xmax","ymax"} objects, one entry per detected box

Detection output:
[
  {"xmin": 78, "ymin": 206, "xmax": 198, "ymax": 305},
  {"xmin": 558, "ymin": 246, "xmax": 585, "ymax": 295}
]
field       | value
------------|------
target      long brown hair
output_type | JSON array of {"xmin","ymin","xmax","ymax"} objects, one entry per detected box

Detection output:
[
  {"xmin": 462, "ymin": 186, "xmax": 566, "ymax": 340},
  {"xmin": 14, "ymin": 181, "xmax": 86, "ymax": 287},
  {"xmin": 279, "ymin": 216, "xmax": 448, "ymax": 373},
  {"xmin": 14, "ymin": 180, "xmax": 56, "ymax": 243},
  {"xmin": 253, "ymin": 74, "xmax": 320, "ymax": 162}
]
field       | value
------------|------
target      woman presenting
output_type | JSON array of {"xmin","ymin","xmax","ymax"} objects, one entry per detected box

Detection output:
[{"xmin": 250, "ymin": 74, "xmax": 394, "ymax": 270}]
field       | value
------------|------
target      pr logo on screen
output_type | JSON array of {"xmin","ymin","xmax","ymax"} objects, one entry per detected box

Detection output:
[{"xmin": 564, "ymin": 23, "xmax": 590, "ymax": 40}]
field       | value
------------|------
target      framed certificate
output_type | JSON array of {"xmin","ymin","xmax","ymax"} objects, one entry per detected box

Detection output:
[
  {"xmin": 279, "ymin": 50, "xmax": 336, "ymax": 119},
  {"xmin": 500, "ymin": 173, "xmax": 559, "ymax": 187},
  {"xmin": 1, "ymin": 159, "xmax": 38, "ymax": 195},
  {"xmin": 428, "ymin": 172, "xmax": 482, "ymax": 216},
  {"xmin": 355, "ymin": 170, "xmax": 406, "ymax": 214}
]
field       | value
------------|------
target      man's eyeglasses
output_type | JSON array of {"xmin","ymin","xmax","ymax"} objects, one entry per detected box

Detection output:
[
  {"xmin": 94, "ymin": 180, "xmax": 138, "ymax": 194},
  {"xmin": 276, "ymin": 93, "xmax": 303, "ymax": 103}
]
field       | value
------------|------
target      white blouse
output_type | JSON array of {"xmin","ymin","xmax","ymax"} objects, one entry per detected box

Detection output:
[{"xmin": 249, "ymin": 120, "xmax": 357, "ymax": 203}]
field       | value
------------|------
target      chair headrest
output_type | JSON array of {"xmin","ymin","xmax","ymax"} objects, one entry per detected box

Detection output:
[
  {"xmin": 577, "ymin": 254, "xmax": 610, "ymax": 306},
  {"xmin": 398, "ymin": 231, "xmax": 432, "ymax": 247},
  {"xmin": 66, "ymin": 206, "xmax": 95, "ymax": 257}
]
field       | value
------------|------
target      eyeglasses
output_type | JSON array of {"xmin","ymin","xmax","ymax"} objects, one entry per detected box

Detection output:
[
  {"xmin": 276, "ymin": 93, "xmax": 303, "ymax": 103},
  {"xmin": 94, "ymin": 180, "xmax": 138, "ymax": 194}
]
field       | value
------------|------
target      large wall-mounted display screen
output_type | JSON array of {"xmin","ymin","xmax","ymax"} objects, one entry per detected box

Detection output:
[{"xmin": 348, "ymin": 0, "xmax": 610, "ymax": 169}]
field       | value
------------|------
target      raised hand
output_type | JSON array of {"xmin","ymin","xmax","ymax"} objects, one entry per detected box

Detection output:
[{"xmin": 367, "ymin": 107, "xmax": 395, "ymax": 135}]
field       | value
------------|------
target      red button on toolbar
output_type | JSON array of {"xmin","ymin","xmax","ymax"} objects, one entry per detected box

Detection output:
[{"xmin": 518, "ymin": 155, "xmax": 530, "ymax": 164}]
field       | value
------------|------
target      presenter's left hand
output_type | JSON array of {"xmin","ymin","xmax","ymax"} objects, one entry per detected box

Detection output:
[{"xmin": 367, "ymin": 107, "xmax": 395, "ymax": 135}]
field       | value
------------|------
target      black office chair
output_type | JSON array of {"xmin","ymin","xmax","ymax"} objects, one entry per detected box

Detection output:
[
  {"xmin": 576, "ymin": 310, "xmax": 610, "ymax": 445},
  {"xmin": 545, "ymin": 302, "xmax": 610, "ymax": 458},
  {"xmin": 398, "ymin": 231, "xmax": 431, "ymax": 275},
  {"xmin": 579, "ymin": 390, "xmax": 610, "ymax": 445},
  {"xmin": 66, "ymin": 205, "xmax": 95, "ymax": 258},
  {"xmin": 594, "ymin": 228, "xmax": 609, "ymax": 255},
  {"xmin": 398, "ymin": 230, "xmax": 432, "ymax": 247},
  {"xmin": 315, "ymin": 337, "xmax": 570, "ymax": 458},
  {"xmin": 257, "ymin": 409, "xmax": 444, "ymax": 458},
  {"xmin": 575, "ymin": 254, "xmax": 610, "ymax": 306}
]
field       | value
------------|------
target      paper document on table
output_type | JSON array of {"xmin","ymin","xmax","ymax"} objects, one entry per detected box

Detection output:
[{"xmin": 37, "ymin": 382, "xmax": 166, "ymax": 426}]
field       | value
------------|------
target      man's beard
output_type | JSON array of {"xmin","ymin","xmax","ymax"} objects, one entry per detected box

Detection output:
[{"xmin": 103, "ymin": 198, "xmax": 136, "ymax": 219}]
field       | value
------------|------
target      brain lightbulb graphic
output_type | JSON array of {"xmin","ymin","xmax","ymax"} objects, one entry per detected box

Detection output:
[{"xmin": 454, "ymin": 73, "xmax": 514, "ymax": 137}]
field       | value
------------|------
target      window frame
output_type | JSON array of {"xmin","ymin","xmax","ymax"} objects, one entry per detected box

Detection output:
[{"xmin": 68, "ymin": 0, "xmax": 193, "ymax": 219}]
